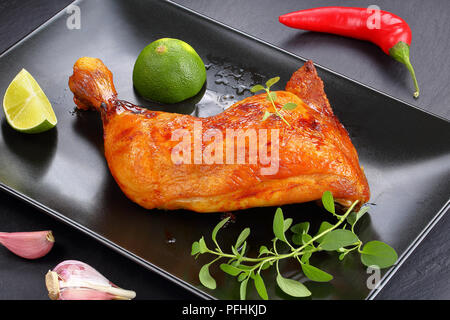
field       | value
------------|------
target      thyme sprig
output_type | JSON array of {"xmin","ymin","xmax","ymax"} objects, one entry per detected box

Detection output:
[{"xmin": 191, "ymin": 191, "xmax": 398, "ymax": 300}]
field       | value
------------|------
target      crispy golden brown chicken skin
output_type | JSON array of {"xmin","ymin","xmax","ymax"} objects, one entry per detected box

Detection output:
[{"xmin": 69, "ymin": 57, "xmax": 369, "ymax": 212}]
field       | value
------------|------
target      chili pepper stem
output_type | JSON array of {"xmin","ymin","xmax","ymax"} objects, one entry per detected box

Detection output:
[{"xmin": 389, "ymin": 41, "xmax": 420, "ymax": 99}]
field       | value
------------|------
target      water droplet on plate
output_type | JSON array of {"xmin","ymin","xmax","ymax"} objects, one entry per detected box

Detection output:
[
  {"xmin": 193, "ymin": 90, "xmax": 237, "ymax": 117},
  {"xmin": 166, "ymin": 237, "xmax": 176, "ymax": 244},
  {"xmin": 235, "ymin": 85, "xmax": 249, "ymax": 95},
  {"xmin": 214, "ymin": 78, "xmax": 229, "ymax": 85}
]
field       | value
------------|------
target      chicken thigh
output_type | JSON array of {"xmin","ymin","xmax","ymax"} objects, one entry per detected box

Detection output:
[{"xmin": 69, "ymin": 57, "xmax": 369, "ymax": 212}]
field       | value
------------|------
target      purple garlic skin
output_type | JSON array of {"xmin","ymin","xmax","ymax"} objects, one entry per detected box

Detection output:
[{"xmin": 46, "ymin": 260, "xmax": 136, "ymax": 300}]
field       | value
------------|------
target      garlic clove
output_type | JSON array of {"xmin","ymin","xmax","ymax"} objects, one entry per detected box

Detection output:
[
  {"xmin": 52, "ymin": 260, "xmax": 112, "ymax": 286},
  {"xmin": 58, "ymin": 288, "xmax": 118, "ymax": 300},
  {"xmin": 0, "ymin": 231, "xmax": 54, "ymax": 259},
  {"xmin": 46, "ymin": 260, "xmax": 136, "ymax": 300}
]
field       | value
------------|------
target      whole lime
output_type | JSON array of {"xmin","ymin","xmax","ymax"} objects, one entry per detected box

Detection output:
[{"xmin": 133, "ymin": 38, "xmax": 206, "ymax": 104}]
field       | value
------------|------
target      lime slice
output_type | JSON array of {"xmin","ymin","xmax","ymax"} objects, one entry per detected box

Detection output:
[{"xmin": 3, "ymin": 69, "xmax": 57, "ymax": 133}]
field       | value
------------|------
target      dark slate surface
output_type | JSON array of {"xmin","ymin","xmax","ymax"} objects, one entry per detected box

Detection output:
[{"xmin": 0, "ymin": 0, "xmax": 448, "ymax": 300}]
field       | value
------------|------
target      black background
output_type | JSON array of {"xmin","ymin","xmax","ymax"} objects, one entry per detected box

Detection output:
[{"xmin": 0, "ymin": 0, "xmax": 448, "ymax": 300}]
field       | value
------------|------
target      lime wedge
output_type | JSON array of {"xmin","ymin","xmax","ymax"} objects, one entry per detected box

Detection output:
[{"xmin": 3, "ymin": 69, "xmax": 57, "ymax": 133}]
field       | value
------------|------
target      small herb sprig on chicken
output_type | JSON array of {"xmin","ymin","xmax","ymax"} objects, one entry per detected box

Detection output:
[
  {"xmin": 191, "ymin": 192, "xmax": 398, "ymax": 300},
  {"xmin": 251, "ymin": 77, "xmax": 298, "ymax": 126}
]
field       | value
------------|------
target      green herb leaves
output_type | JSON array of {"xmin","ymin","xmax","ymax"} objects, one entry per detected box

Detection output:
[
  {"xmin": 199, "ymin": 263, "xmax": 216, "ymax": 289},
  {"xmin": 262, "ymin": 111, "xmax": 272, "ymax": 121},
  {"xmin": 265, "ymin": 77, "xmax": 280, "ymax": 89},
  {"xmin": 273, "ymin": 207, "xmax": 287, "ymax": 243},
  {"xmin": 321, "ymin": 191, "xmax": 335, "ymax": 215},
  {"xmin": 360, "ymin": 241, "xmax": 398, "ymax": 268},
  {"xmin": 240, "ymin": 278, "xmax": 249, "ymax": 300},
  {"xmin": 220, "ymin": 263, "xmax": 242, "ymax": 276},
  {"xmin": 191, "ymin": 191, "xmax": 398, "ymax": 299},
  {"xmin": 283, "ymin": 102, "xmax": 298, "ymax": 110},
  {"xmin": 318, "ymin": 229, "xmax": 359, "ymax": 251},
  {"xmin": 276, "ymin": 274, "xmax": 311, "ymax": 297},
  {"xmin": 235, "ymin": 228, "xmax": 250, "ymax": 249},
  {"xmin": 300, "ymin": 263, "xmax": 333, "ymax": 282},
  {"xmin": 254, "ymin": 273, "xmax": 269, "ymax": 300},
  {"xmin": 250, "ymin": 76, "xmax": 297, "ymax": 126},
  {"xmin": 250, "ymin": 84, "xmax": 265, "ymax": 93},
  {"xmin": 212, "ymin": 217, "xmax": 229, "ymax": 251}
]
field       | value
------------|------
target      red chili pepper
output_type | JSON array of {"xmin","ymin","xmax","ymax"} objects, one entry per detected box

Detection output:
[{"xmin": 279, "ymin": 7, "xmax": 419, "ymax": 98}]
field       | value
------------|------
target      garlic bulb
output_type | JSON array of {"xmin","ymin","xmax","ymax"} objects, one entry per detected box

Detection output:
[{"xmin": 45, "ymin": 260, "xmax": 136, "ymax": 300}]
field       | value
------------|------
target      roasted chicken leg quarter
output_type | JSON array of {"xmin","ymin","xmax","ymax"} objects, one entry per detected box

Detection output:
[{"xmin": 69, "ymin": 57, "xmax": 370, "ymax": 212}]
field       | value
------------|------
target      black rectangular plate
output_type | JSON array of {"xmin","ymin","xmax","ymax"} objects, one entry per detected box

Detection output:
[{"xmin": 0, "ymin": 0, "xmax": 449, "ymax": 300}]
